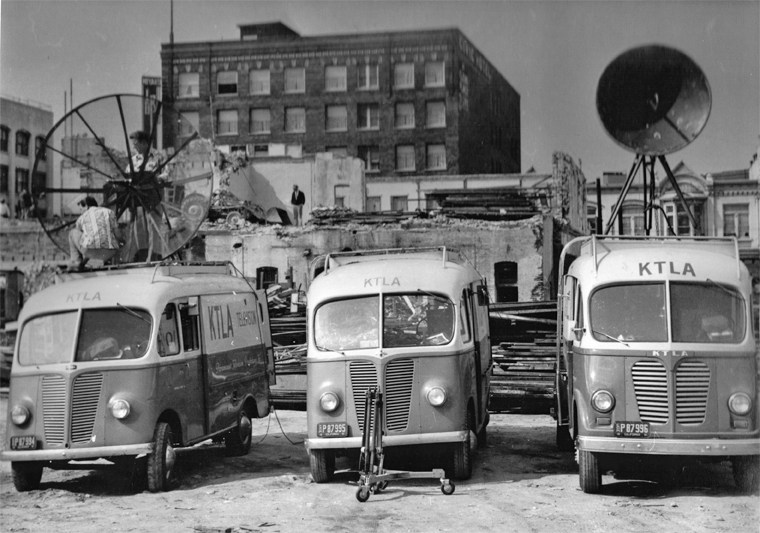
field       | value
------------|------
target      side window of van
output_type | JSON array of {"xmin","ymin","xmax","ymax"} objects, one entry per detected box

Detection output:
[
  {"xmin": 459, "ymin": 290, "xmax": 472, "ymax": 343},
  {"xmin": 179, "ymin": 300, "xmax": 200, "ymax": 352},
  {"xmin": 158, "ymin": 304, "xmax": 180, "ymax": 357}
]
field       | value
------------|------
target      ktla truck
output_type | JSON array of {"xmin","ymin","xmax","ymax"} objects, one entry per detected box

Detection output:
[
  {"xmin": 1, "ymin": 262, "xmax": 275, "ymax": 492},
  {"xmin": 555, "ymin": 235, "xmax": 759, "ymax": 493},
  {"xmin": 305, "ymin": 247, "xmax": 491, "ymax": 482}
]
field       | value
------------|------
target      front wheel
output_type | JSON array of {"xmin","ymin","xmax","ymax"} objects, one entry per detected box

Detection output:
[
  {"xmin": 309, "ymin": 449, "xmax": 335, "ymax": 483},
  {"xmin": 225, "ymin": 407, "xmax": 253, "ymax": 456},
  {"xmin": 147, "ymin": 422, "xmax": 177, "ymax": 492},
  {"xmin": 578, "ymin": 449, "xmax": 601, "ymax": 493},
  {"xmin": 732, "ymin": 456, "xmax": 760, "ymax": 493},
  {"xmin": 11, "ymin": 462, "xmax": 43, "ymax": 492}
]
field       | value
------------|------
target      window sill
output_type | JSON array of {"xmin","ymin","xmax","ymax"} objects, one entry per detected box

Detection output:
[
  {"xmin": 326, "ymin": 129, "xmax": 348, "ymax": 133},
  {"xmin": 424, "ymin": 84, "xmax": 446, "ymax": 89},
  {"xmin": 357, "ymin": 127, "xmax": 380, "ymax": 132},
  {"xmin": 216, "ymin": 93, "xmax": 238, "ymax": 97},
  {"xmin": 252, "ymin": 132, "xmax": 271, "ymax": 136},
  {"xmin": 357, "ymin": 86, "xmax": 379, "ymax": 91},
  {"xmin": 394, "ymin": 85, "xmax": 415, "ymax": 90},
  {"xmin": 217, "ymin": 132, "xmax": 239, "ymax": 137},
  {"xmin": 284, "ymin": 130, "xmax": 306, "ymax": 134},
  {"xmin": 177, "ymin": 95, "xmax": 200, "ymax": 99},
  {"xmin": 284, "ymin": 91, "xmax": 306, "ymax": 95}
]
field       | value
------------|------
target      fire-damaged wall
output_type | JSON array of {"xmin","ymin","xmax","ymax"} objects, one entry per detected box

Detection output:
[{"xmin": 195, "ymin": 213, "xmax": 567, "ymax": 302}]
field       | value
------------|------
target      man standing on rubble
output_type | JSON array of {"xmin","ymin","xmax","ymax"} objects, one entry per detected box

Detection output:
[{"xmin": 291, "ymin": 184, "xmax": 306, "ymax": 226}]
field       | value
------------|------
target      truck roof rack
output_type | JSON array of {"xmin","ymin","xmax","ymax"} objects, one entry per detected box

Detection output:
[
  {"xmin": 55, "ymin": 261, "xmax": 241, "ymax": 284},
  {"xmin": 322, "ymin": 247, "xmax": 473, "ymax": 275}
]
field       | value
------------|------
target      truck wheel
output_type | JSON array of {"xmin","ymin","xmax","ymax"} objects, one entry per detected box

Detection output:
[
  {"xmin": 225, "ymin": 407, "xmax": 253, "ymax": 456},
  {"xmin": 556, "ymin": 424, "xmax": 574, "ymax": 452},
  {"xmin": 732, "ymin": 456, "xmax": 760, "ymax": 493},
  {"xmin": 452, "ymin": 410, "xmax": 474, "ymax": 480},
  {"xmin": 578, "ymin": 449, "xmax": 601, "ymax": 493},
  {"xmin": 309, "ymin": 449, "xmax": 335, "ymax": 483},
  {"xmin": 147, "ymin": 422, "xmax": 177, "ymax": 492},
  {"xmin": 11, "ymin": 462, "xmax": 43, "ymax": 492}
]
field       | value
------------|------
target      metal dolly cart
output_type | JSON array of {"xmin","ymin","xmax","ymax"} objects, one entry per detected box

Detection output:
[{"xmin": 355, "ymin": 387, "xmax": 455, "ymax": 502}]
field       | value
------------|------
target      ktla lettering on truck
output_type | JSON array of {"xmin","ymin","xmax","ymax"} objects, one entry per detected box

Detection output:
[
  {"xmin": 554, "ymin": 236, "xmax": 759, "ymax": 493},
  {"xmin": 1, "ymin": 262, "xmax": 275, "ymax": 492},
  {"xmin": 305, "ymin": 248, "xmax": 491, "ymax": 482}
]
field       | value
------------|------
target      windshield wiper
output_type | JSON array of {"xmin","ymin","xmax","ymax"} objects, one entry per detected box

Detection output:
[
  {"xmin": 593, "ymin": 330, "xmax": 630, "ymax": 347},
  {"xmin": 117, "ymin": 303, "xmax": 151, "ymax": 324}
]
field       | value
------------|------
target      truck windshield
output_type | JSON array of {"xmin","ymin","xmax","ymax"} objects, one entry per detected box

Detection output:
[
  {"xmin": 590, "ymin": 283, "xmax": 667, "ymax": 342},
  {"xmin": 671, "ymin": 281, "xmax": 745, "ymax": 343},
  {"xmin": 17, "ymin": 308, "xmax": 153, "ymax": 366},
  {"xmin": 314, "ymin": 293, "xmax": 455, "ymax": 351}
]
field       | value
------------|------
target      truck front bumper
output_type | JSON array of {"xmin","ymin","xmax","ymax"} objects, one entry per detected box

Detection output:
[
  {"xmin": 578, "ymin": 435, "xmax": 760, "ymax": 456},
  {"xmin": 0, "ymin": 443, "xmax": 153, "ymax": 462},
  {"xmin": 305, "ymin": 430, "xmax": 467, "ymax": 451}
]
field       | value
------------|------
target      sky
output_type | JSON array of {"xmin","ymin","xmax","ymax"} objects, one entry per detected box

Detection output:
[{"xmin": 1, "ymin": 0, "xmax": 758, "ymax": 182}]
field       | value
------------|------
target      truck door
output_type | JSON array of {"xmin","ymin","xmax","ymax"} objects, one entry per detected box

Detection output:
[{"xmin": 470, "ymin": 284, "xmax": 492, "ymax": 419}]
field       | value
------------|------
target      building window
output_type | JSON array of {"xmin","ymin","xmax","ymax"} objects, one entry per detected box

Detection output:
[
  {"xmin": 358, "ymin": 145, "xmax": 380, "ymax": 172},
  {"xmin": 326, "ymin": 146, "xmax": 348, "ymax": 157},
  {"xmin": 357, "ymin": 63, "xmax": 379, "ymax": 90},
  {"xmin": 394, "ymin": 63, "xmax": 415, "ymax": 89},
  {"xmin": 391, "ymin": 195, "xmax": 408, "ymax": 212},
  {"xmin": 285, "ymin": 107, "xmax": 306, "ymax": 133},
  {"xmin": 334, "ymin": 185, "xmax": 349, "ymax": 207},
  {"xmin": 285, "ymin": 67, "xmax": 305, "ymax": 93},
  {"xmin": 723, "ymin": 204, "xmax": 750, "ymax": 238},
  {"xmin": 357, "ymin": 103, "xmax": 379, "ymax": 130},
  {"xmin": 325, "ymin": 65, "xmax": 347, "ymax": 92},
  {"xmin": 217, "ymin": 109, "xmax": 238, "ymax": 135},
  {"xmin": 217, "ymin": 71, "xmax": 238, "ymax": 95},
  {"xmin": 0, "ymin": 165, "xmax": 8, "ymax": 193},
  {"xmin": 425, "ymin": 61, "xmax": 445, "ymax": 87},
  {"xmin": 426, "ymin": 101, "xmax": 446, "ymax": 128},
  {"xmin": 494, "ymin": 261, "xmax": 518, "ymax": 303},
  {"xmin": 15, "ymin": 131, "xmax": 30, "ymax": 157},
  {"xmin": 664, "ymin": 202, "xmax": 703, "ymax": 236},
  {"xmin": 15, "ymin": 168, "xmax": 29, "ymax": 194},
  {"xmin": 251, "ymin": 144, "xmax": 269, "ymax": 158},
  {"xmin": 35, "ymin": 136, "xmax": 46, "ymax": 160},
  {"xmin": 621, "ymin": 205, "xmax": 645, "ymax": 236},
  {"xmin": 250, "ymin": 108, "xmax": 271, "ymax": 134},
  {"xmin": 395, "ymin": 103, "xmax": 415, "ymax": 129},
  {"xmin": 179, "ymin": 111, "xmax": 199, "ymax": 137},
  {"xmin": 396, "ymin": 145, "xmax": 415, "ymax": 171},
  {"xmin": 587, "ymin": 205, "xmax": 598, "ymax": 234},
  {"xmin": 366, "ymin": 196, "xmax": 381, "ymax": 212},
  {"xmin": 426, "ymin": 144, "xmax": 446, "ymax": 170},
  {"xmin": 1, "ymin": 126, "xmax": 9, "ymax": 152},
  {"xmin": 178, "ymin": 72, "xmax": 199, "ymax": 98},
  {"xmin": 249, "ymin": 69, "xmax": 270, "ymax": 95},
  {"xmin": 325, "ymin": 105, "xmax": 348, "ymax": 132}
]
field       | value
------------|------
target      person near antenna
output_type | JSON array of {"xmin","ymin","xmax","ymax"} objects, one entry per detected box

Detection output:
[
  {"xmin": 68, "ymin": 196, "xmax": 122, "ymax": 271},
  {"xmin": 291, "ymin": 184, "xmax": 306, "ymax": 226}
]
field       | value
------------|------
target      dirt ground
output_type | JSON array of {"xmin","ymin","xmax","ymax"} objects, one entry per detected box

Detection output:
[{"xmin": 1, "ymin": 391, "xmax": 758, "ymax": 533}]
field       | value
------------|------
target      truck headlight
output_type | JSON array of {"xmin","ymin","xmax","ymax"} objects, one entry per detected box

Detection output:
[
  {"xmin": 426, "ymin": 386, "xmax": 447, "ymax": 407},
  {"xmin": 728, "ymin": 393, "xmax": 752, "ymax": 416},
  {"xmin": 10, "ymin": 405, "xmax": 30, "ymax": 426},
  {"xmin": 109, "ymin": 398, "xmax": 131, "ymax": 420},
  {"xmin": 319, "ymin": 392, "xmax": 340, "ymax": 413},
  {"xmin": 591, "ymin": 390, "xmax": 615, "ymax": 413}
]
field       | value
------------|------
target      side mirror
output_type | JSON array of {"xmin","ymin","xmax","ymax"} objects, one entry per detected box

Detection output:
[
  {"xmin": 477, "ymin": 285, "xmax": 488, "ymax": 306},
  {"xmin": 567, "ymin": 319, "xmax": 584, "ymax": 342}
]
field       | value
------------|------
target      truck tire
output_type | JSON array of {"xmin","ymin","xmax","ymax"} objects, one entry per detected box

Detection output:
[
  {"xmin": 11, "ymin": 462, "xmax": 43, "ymax": 492},
  {"xmin": 578, "ymin": 449, "xmax": 601, "ymax": 493},
  {"xmin": 732, "ymin": 456, "xmax": 760, "ymax": 493},
  {"xmin": 147, "ymin": 422, "xmax": 176, "ymax": 492},
  {"xmin": 453, "ymin": 410, "xmax": 474, "ymax": 480},
  {"xmin": 225, "ymin": 407, "xmax": 253, "ymax": 456},
  {"xmin": 309, "ymin": 449, "xmax": 335, "ymax": 483}
]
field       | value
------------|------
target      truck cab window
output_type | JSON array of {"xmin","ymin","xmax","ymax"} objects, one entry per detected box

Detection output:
[
  {"xmin": 590, "ymin": 283, "xmax": 667, "ymax": 343},
  {"xmin": 459, "ymin": 290, "xmax": 472, "ymax": 343},
  {"xmin": 158, "ymin": 304, "xmax": 180, "ymax": 356},
  {"xmin": 179, "ymin": 302, "xmax": 200, "ymax": 351},
  {"xmin": 671, "ymin": 282, "xmax": 745, "ymax": 343},
  {"xmin": 75, "ymin": 308, "xmax": 152, "ymax": 362}
]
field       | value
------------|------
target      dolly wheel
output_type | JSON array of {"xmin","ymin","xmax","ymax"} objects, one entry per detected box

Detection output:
[
  {"xmin": 356, "ymin": 486, "xmax": 371, "ymax": 502},
  {"xmin": 441, "ymin": 481, "xmax": 455, "ymax": 495}
]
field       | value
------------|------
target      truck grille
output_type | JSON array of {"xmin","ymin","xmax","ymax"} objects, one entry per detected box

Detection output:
[
  {"xmin": 42, "ymin": 375, "xmax": 66, "ymax": 445},
  {"xmin": 631, "ymin": 361, "xmax": 669, "ymax": 424},
  {"xmin": 384, "ymin": 359, "xmax": 414, "ymax": 432},
  {"xmin": 71, "ymin": 373, "xmax": 104, "ymax": 443},
  {"xmin": 675, "ymin": 361, "xmax": 710, "ymax": 425},
  {"xmin": 349, "ymin": 359, "xmax": 415, "ymax": 433}
]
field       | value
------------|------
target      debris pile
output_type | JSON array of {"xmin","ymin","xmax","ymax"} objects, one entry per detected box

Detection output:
[{"xmin": 424, "ymin": 187, "xmax": 550, "ymax": 220}]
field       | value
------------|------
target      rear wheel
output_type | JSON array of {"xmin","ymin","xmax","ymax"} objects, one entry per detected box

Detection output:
[
  {"xmin": 732, "ymin": 456, "xmax": 760, "ymax": 493},
  {"xmin": 452, "ymin": 409, "xmax": 474, "ymax": 480},
  {"xmin": 11, "ymin": 462, "xmax": 43, "ymax": 492},
  {"xmin": 225, "ymin": 407, "xmax": 253, "ymax": 456},
  {"xmin": 147, "ymin": 422, "xmax": 176, "ymax": 492},
  {"xmin": 309, "ymin": 449, "xmax": 335, "ymax": 483},
  {"xmin": 578, "ymin": 449, "xmax": 601, "ymax": 493}
]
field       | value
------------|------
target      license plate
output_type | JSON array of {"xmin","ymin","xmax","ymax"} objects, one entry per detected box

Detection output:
[
  {"xmin": 317, "ymin": 422, "xmax": 347, "ymax": 438},
  {"xmin": 614, "ymin": 421, "xmax": 650, "ymax": 438},
  {"xmin": 10, "ymin": 436, "xmax": 37, "ymax": 450}
]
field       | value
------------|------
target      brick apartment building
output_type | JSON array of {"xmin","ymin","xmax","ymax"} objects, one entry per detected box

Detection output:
[{"xmin": 159, "ymin": 22, "xmax": 520, "ymax": 178}]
